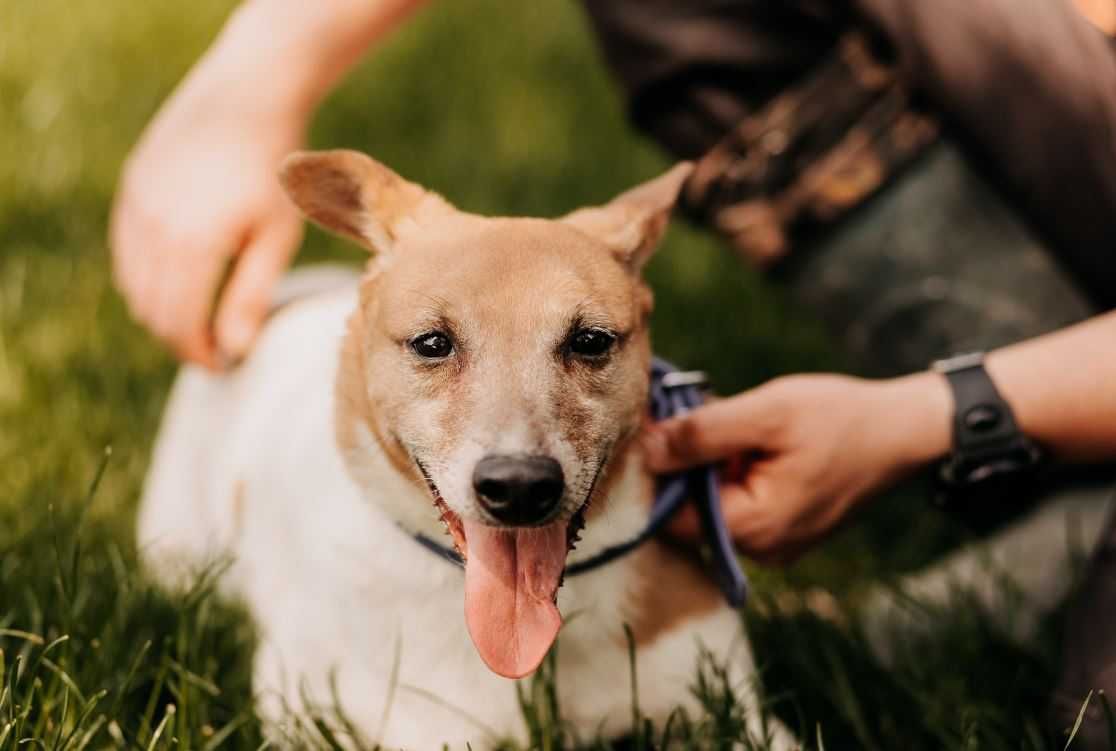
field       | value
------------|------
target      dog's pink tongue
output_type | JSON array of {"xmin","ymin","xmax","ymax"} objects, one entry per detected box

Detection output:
[{"xmin": 463, "ymin": 519, "xmax": 567, "ymax": 679}]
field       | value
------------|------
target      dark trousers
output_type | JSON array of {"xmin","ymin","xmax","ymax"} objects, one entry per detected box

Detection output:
[{"xmin": 782, "ymin": 141, "xmax": 1095, "ymax": 376}]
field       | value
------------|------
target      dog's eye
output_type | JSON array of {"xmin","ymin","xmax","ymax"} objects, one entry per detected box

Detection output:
[
  {"xmin": 568, "ymin": 327, "xmax": 616, "ymax": 359},
  {"xmin": 410, "ymin": 331, "xmax": 454, "ymax": 359}
]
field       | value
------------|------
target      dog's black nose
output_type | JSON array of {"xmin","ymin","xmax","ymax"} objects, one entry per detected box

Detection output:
[{"xmin": 473, "ymin": 454, "xmax": 565, "ymax": 526}]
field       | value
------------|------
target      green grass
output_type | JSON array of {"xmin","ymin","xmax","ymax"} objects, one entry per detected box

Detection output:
[{"xmin": 0, "ymin": 0, "xmax": 1106, "ymax": 748}]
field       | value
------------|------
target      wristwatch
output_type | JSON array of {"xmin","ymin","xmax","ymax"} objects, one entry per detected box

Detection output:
[{"xmin": 931, "ymin": 352, "xmax": 1045, "ymax": 508}]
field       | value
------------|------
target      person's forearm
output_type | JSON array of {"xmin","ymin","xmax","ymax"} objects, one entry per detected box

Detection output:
[
  {"xmin": 892, "ymin": 311, "xmax": 1116, "ymax": 468},
  {"xmin": 188, "ymin": 0, "xmax": 428, "ymax": 120},
  {"xmin": 641, "ymin": 311, "xmax": 1115, "ymax": 556},
  {"xmin": 986, "ymin": 311, "xmax": 1116, "ymax": 462}
]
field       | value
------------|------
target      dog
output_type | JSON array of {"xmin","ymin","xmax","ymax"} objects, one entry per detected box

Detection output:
[{"xmin": 137, "ymin": 150, "xmax": 794, "ymax": 749}]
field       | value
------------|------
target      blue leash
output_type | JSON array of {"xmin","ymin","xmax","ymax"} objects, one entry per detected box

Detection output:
[{"xmin": 413, "ymin": 357, "xmax": 749, "ymax": 607}]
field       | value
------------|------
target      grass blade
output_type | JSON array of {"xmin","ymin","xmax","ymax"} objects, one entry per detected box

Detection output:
[
  {"xmin": 374, "ymin": 633, "xmax": 403, "ymax": 745},
  {"xmin": 200, "ymin": 714, "xmax": 250, "ymax": 751},
  {"xmin": 71, "ymin": 715, "xmax": 107, "ymax": 751},
  {"xmin": 144, "ymin": 706, "xmax": 174, "ymax": 751},
  {"xmin": 622, "ymin": 624, "xmax": 642, "ymax": 748},
  {"xmin": 1064, "ymin": 690, "xmax": 1093, "ymax": 751},
  {"xmin": 57, "ymin": 689, "xmax": 107, "ymax": 751},
  {"xmin": 0, "ymin": 631, "xmax": 45, "ymax": 646},
  {"xmin": 40, "ymin": 657, "xmax": 87, "ymax": 706}
]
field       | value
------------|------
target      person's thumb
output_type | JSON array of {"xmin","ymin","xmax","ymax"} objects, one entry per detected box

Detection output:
[
  {"xmin": 641, "ymin": 389, "xmax": 776, "ymax": 473},
  {"xmin": 214, "ymin": 217, "xmax": 302, "ymax": 364}
]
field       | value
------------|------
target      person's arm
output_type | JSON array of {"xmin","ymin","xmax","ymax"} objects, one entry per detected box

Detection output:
[
  {"xmin": 110, "ymin": 0, "xmax": 426, "ymax": 368},
  {"xmin": 984, "ymin": 311, "xmax": 1116, "ymax": 462},
  {"xmin": 641, "ymin": 310, "xmax": 1116, "ymax": 563}
]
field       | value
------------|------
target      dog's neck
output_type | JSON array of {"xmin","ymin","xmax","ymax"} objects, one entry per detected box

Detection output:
[{"xmin": 331, "ymin": 310, "xmax": 654, "ymax": 559}]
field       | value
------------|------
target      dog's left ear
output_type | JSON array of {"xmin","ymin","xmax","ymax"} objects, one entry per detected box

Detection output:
[{"xmin": 561, "ymin": 162, "xmax": 693, "ymax": 272}]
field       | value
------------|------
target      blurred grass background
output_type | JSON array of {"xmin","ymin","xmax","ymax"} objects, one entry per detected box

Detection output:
[{"xmin": 0, "ymin": 0, "xmax": 1088, "ymax": 748}]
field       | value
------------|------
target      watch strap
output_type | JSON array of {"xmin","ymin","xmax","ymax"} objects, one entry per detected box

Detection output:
[
  {"xmin": 932, "ymin": 352, "xmax": 1044, "ymax": 503},
  {"xmin": 935, "ymin": 353, "xmax": 1021, "ymax": 454}
]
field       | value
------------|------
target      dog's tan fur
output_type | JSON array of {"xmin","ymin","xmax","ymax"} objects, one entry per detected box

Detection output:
[
  {"xmin": 283, "ymin": 151, "xmax": 684, "ymax": 542},
  {"xmin": 286, "ymin": 149, "xmax": 730, "ymax": 651},
  {"xmin": 628, "ymin": 541, "xmax": 725, "ymax": 646}
]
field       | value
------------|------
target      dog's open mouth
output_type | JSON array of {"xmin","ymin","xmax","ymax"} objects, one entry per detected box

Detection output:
[{"xmin": 415, "ymin": 459, "xmax": 599, "ymax": 679}]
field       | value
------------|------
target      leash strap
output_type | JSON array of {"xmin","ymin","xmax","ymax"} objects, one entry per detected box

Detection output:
[
  {"xmin": 645, "ymin": 357, "xmax": 748, "ymax": 606},
  {"xmin": 413, "ymin": 357, "xmax": 749, "ymax": 606}
]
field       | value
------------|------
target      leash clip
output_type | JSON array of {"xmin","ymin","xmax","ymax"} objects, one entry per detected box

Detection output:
[{"xmin": 660, "ymin": 370, "xmax": 709, "ymax": 391}]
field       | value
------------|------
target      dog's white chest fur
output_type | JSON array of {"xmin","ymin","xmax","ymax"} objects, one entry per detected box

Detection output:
[{"xmin": 138, "ymin": 285, "xmax": 786, "ymax": 749}]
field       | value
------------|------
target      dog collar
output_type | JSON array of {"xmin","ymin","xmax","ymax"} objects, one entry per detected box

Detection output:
[{"xmin": 412, "ymin": 357, "xmax": 749, "ymax": 607}]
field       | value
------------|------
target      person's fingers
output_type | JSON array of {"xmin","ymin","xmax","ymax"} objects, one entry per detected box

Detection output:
[
  {"xmin": 722, "ymin": 453, "xmax": 747, "ymax": 483},
  {"xmin": 109, "ymin": 182, "xmax": 210, "ymax": 362},
  {"xmin": 126, "ymin": 244, "xmax": 160, "ymax": 334},
  {"xmin": 641, "ymin": 389, "xmax": 779, "ymax": 473},
  {"xmin": 112, "ymin": 235, "xmax": 152, "ymax": 323},
  {"xmin": 720, "ymin": 482, "xmax": 796, "ymax": 564},
  {"xmin": 148, "ymin": 237, "xmax": 230, "ymax": 369},
  {"xmin": 666, "ymin": 505, "xmax": 701, "ymax": 539},
  {"xmin": 108, "ymin": 202, "xmax": 135, "ymax": 298},
  {"xmin": 213, "ymin": 215, "xmax": 302, "ymax": 363},
  {"xmin": 662, "ymin": 489, "xmax": 767, "ymax": 548},
  {"xmin": 661, "ymin": 471, "xmax": 807, "ymax": 565},
  {"xmin": 109, "ymin": 196, "xmax": 159, "ymax": 323},
  {"xmin": 119, "ymin": 235, "xmax": 183, "ymax": 363}
]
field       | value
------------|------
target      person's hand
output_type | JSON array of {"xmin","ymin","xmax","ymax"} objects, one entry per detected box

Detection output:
[
  {"xmin": 110, "ymin": 52, "xmax": 306, "ymax": 368},
  {"xmin": 110, "ymin": 0, "xmax": 431, "ymax": 367},
  {"xmin": 641, "ymin": 372, "xmax": 951, "ymax": 564}
]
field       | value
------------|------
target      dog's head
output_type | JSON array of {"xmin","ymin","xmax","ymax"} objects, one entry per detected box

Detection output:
[{"xmin": 281, "ymin": 150, "xmax": 690, "ymax": 678}]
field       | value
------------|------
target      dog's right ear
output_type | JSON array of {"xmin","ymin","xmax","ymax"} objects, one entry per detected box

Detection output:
[{"xmin": 280, "ymin": 150, "xmax": 453, "ymax": 254}]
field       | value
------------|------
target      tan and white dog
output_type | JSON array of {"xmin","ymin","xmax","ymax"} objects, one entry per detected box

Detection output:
[{"xmin": 137, "ymin": 150, "xmax": 793, "ymax": 749}]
